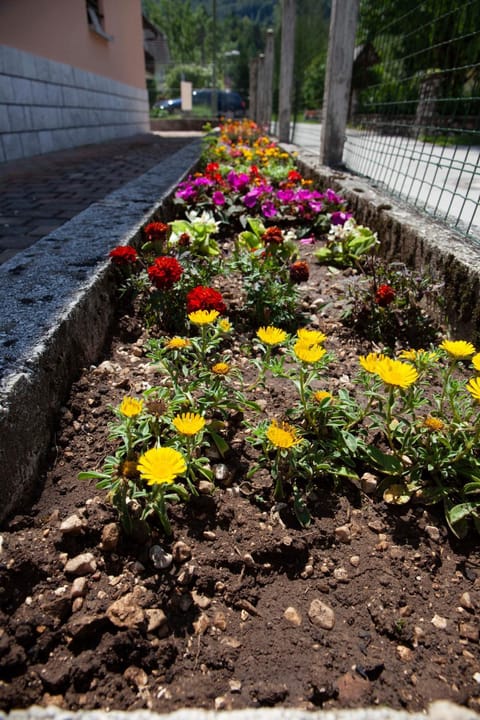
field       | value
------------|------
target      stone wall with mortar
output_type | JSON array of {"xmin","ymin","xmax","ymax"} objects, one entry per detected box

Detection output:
[
  {"xmin": 0, "ymin": 45, "xmax": 149, "ymax": 162},
  {"xmin": 291, "ymin": 147, "xmax": 480, "ymax": 344}
]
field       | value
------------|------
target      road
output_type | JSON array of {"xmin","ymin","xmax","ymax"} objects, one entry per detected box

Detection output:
[{"xmin": 288, "ymin": 122, "xmax": 480, "ymax": 241}]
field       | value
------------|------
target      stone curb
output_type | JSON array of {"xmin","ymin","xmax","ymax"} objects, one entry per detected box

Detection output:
[
  {"xmin": 2, "ymin": 700, "xmax": 479, "ymax": 719},
  {"xmin": 0, "ymin": 139, "xmax": 202, "ymax": 524}
]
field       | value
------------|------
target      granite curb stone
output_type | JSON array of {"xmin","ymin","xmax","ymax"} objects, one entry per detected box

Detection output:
[
  {"xmin": 0, "ymin": 139, "xmax": 202, "ymax": 523},
  {"xmin": 2, "ymin": 701, "xmax": 479, "ymax": 719}
]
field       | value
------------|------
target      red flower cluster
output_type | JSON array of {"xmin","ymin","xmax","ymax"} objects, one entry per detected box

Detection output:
[
  {"xmin": 109, "ymin": 245, "xmax": 138, "ymax": 265},
  {"xmin": 147, "ymin": 256, "xmax": 183, "ymax": 290},
  {"xmin": 262, "ymin": 226, "xmax": 284, "ymax": 245},
  {"xmin": 186, "ymin": 286, "xmax": 227, "ymax": 314},
  {"xmin": 375, "ymin": 284, "xmax": 396, "ymax": 307},
  {"xmin": 144, "ymin": 222, "xmax": 169, "ymax": 242},
  {"xmin": 289, "ymin": 260, "xmax": 310, "ymax": 284},
  {"xmin": 288, "ymin": 169, "xmax": 303, "ymax": 183}
]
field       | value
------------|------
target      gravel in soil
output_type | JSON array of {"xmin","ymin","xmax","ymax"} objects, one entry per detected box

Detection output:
[{"xmin": 1, "ymin": 246, "xmax": 480, "ymax": 714}]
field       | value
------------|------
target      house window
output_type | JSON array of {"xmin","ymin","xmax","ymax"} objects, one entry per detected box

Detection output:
[{"xmin": 86, "ymin": 0, "xmax": 113, "ymax": 41}]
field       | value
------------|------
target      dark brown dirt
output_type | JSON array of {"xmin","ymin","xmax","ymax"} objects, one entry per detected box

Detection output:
[{"xmin": 1, "ymin": 245, "xmax": 479, "ymax": 714}]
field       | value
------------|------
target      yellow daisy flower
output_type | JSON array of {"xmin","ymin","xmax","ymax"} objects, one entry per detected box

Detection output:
[
  {"xmin": 212, "ymin": 362, "xmax": 230, "ymax": 375},
  {"xmin": 314, "ymin": 390, "xmax": 333, "ymax": 403},
  {"xmin": 173, "ymin": 412, "xmax": 206, "ymax": 436},
  {"xmin": 266, "ymin": 420, "xmax": 300, "ymax": 449},
  {"xmin": 297, "ymin": 328, "xmax": 327, "ymax": 346},
  {"xmin": 374, "ymin": 358, "xmax": 419, "ymax": 388},
  {"xmin": 423, "ymin": 415, "xmax": 445, "ymax": 431},
  {"xmin": 119, "ymin": 396, "xmax": 143, "ymax": 418},
  {"xmin": 137, "ymin": 447, "xmax": 187, "ymax": 485},
  {"xmin": 440, "ymin": 339, "xmax": 476, "ymax": 359},
  {"xmin": 466, "ymin": 376, "xmax": 480, "ymax": 402},
  {"xmin": 256, "ymin": 326, "xmax": 288, "ymax": 345},
  {"xmin": 294, "ymin": 341, "xmax": 326, "ymax": 364},
  {"xmin": 218, "ymin": 318, "xmax": 232, "ymax": 333},
  {"xmin": 472, "ymin": 353, "xmax": 480, "ymax": 372},
  {"xmin": 166, "ymin": 336, "xmax": 190, "ymax": 350},
  {"xmin": 359, "ymin": 352, "xmax": 386, "ymax": 374},
  {"xmin": 188, "ymin": 309, "xmax": 220, "ymax": 325}
]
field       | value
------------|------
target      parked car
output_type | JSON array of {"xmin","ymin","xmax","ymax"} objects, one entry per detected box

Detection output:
[{"xmin": 154, "ymin": 89, "xmax": 246, "ymax": 118}]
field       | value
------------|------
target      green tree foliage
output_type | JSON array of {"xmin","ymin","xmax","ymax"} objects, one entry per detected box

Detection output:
[
  {"xmin": 293, "ymin": 0, "xmax": 330, "ymax": 112},
  {"xmin": 357, "ymin": 0, "xmax": 480, "ymax": 117}
]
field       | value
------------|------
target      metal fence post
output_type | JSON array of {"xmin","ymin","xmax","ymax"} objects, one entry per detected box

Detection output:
[
  {"xmin": 320, "ymin": 0, "xmax": 359, "ymax": 167},
  {"xmin": 278, "ymin": 0, "xmax": 296, "ymax": 142}
]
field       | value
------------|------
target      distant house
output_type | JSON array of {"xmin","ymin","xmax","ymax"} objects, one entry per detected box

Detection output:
[
  {"xmin": 0, "ymin": 0, "xmax": 149, "ymax": 162},
  {"xmin": 143, "ymin": 15, "xmax": 171, "ymax": 98}
]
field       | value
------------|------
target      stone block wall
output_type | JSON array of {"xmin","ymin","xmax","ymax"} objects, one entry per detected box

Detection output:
[{"xmin": 0, "ymin": 45, "xmax": 149, "ymax": 162}]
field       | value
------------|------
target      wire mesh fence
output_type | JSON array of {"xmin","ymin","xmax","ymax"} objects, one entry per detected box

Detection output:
[{"xmin": 343, "ymin": 0, "xmax": 480, "ymax": 241}]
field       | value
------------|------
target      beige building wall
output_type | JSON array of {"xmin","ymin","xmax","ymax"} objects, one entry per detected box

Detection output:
[
  {"xmin": 0, "ymin": 0, "xmax": 145, "ymax": 89},
  {"xmin": 0, "ymin": 0, "xmax": 149, "ymax": 162}
]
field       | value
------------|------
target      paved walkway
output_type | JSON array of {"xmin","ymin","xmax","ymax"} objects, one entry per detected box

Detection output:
[{"xmin": 0, "ymin": 131, "xmax": 203, "ymax": 265}]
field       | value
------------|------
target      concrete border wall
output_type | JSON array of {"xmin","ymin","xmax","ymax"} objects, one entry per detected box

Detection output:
[
  {"xmin": 0, "ymin": 140, "xmax": 201, "ymax": 525},
  {"xmin": 291, "ymin": 147, "xmax": 480, "ymax": 345},
  {"xmin": 0, "ymin": 45, "xmax": 149, "ymax": 162}
]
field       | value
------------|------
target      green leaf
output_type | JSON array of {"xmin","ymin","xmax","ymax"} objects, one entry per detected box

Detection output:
[
  {"xmin": 444, "ymin": 501, "xmax": 475, "ymax": 539},
  {"xmin": 366, "ymin": 446, "xmax": 403, "ymax": 475},
  {"xmin": 78, "ymin": 471, "xmax": 110, "ymax": 481},
  {"xmin": 293, "ymin": 485, "xmax": 311, "ymax": 527}
]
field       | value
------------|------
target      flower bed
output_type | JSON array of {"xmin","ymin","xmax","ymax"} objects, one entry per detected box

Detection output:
[{"xmin": 1, "ymin": 121, "xmax": 480, "ymax": 715}]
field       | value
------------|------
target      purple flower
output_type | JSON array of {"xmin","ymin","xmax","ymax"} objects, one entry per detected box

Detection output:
[
  {"xmin": 323, "ymin": 189, "xmax": 345, "ymax": 207},
  {"xmin": 192, "ymin": 176, "xmax": 213, "ymax": 187},
  {"xmin": 261, "ymin": 201, "xmax": 277, "ymax": 218},
  {"xmin": 330, "ymin": 211, "xmax": 352, "ymax": 226},
  {"xmin": 176, "ymin": 183, "xmax": 197, "ymax": 202},
  {"xmin": 308, "ymin": 200, "xmax": 324, "ymax": 213},
  {"xmin": 242, "ymin": 186, "xmax": 263, "ymax": 208},
  {"xmin": 300, "ymin": 236, "xmax": 316, "ymax": 245},
  {"xmin": 212, "ymin": 190, "xmax": 226, "ymax": 206},
  {"xmin": 227, "ymin": 170, "xmax": 250, "ymax": 190},
  {"xmin": 276, "ymin": 188, "xmax": 295, "ymax": 203}
]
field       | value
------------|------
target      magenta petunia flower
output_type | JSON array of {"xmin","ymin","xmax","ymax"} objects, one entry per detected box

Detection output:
[
  {"xmin": 330, "ymin": 211, "xmax": 353, "ymax": 226},
  {"xmin": 213, "ymin": 190, "xmax": 226, "ymax": 206}
]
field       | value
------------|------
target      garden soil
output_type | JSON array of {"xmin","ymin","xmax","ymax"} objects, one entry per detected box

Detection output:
[{"xmin": 1, "ymin": 244, "xmax": 479, "ymax": 715}]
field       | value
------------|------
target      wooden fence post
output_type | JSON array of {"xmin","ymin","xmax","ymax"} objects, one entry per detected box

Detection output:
[
  {"xmin": 278, "ymin": 0, "xmax": 296, "ymax": 142},
  {"xmin": 320, "ymin": 0, "xmax": 359, "ymax": 166}
]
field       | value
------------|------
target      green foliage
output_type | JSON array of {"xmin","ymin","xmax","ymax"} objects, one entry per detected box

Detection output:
[
  {"xmin": 314, "ymin": 219, "xmax": 378, "ymax": 269},
  {"xmin": 164, "ymin": 64, "xmax": 212, "ymax": 97}
]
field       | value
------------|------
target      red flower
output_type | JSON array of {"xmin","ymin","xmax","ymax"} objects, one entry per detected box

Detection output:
[
  {"xmin": 147, "ymin": 256, "xmax": 183, "ymax": 290},
  {"xmin": 262, "ymin": 226, "xmax": 284, "ymax": 245},
  {"xmin": 186, "ymin": 286, "xmax": 227, "ymax": 314},
  {"xmin": 109, "ymin": 245, "xmax": 138, "ymax": 265},
  {"xmin": 288, "ymin": 169, "xmax": 303, "ymax": 183},
  {"xmin": 289, "ymin": 260, "xmax": 310, "ymax": 284},
  {"xmin": 375, "ymin": 284, "xmax": 396, "ymax": 307},
  {"xmin": 144, "ymin": 222, "xmax": 169, "ymax": 242}
]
